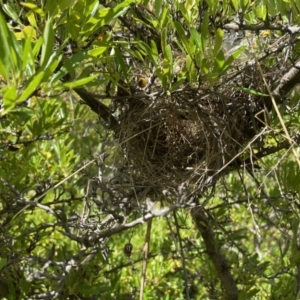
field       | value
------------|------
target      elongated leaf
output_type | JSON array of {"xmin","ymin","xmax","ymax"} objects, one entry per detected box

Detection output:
[
  {"xmin": 88, "ymin": 47, "xmax": 107, "ymax": 57},
  {"xmin": 0, "ymin": 13, "xmax": 21, "ymax": 79},
  {"xmin": 40, "ymin": 19, "xmax": 54, "ymax": 69},
  {"xmin": 151, "ymin": 40, "xmax": 158, "ymax": 56},
  {"xmin": 22, "ymin": 29, "xmax": 35, "ymax": 74},
  {"xmin": 137, "ymin": 41, "xmax": 158, "ymax": 64},
  {"xmin": 20, "ymin": 2, "xmax": 45, "ymax": 17},
  {"xmin": 113, "ymin": 0, "xmax": 133, "ymax": 18},
  {"xmin": 40, "ymin": 38, "xmax": 68, "ymax": 83},
  {"xmin": 3, "ymin": 4, "xmax": 20, "ymax": 24},
  {"xmin": 81, "ymin": 8, "xmax": 113, "ymax": 33},
  {"xmin": 0, "ymin": 60, "xmax": 8, "ymax": 80},
  {"xmin": 51, "ymin": 51, "xmax": 88, "ymax": 83},
  {"xmin": 165, "ymin": 44, "xmax": 173, "ymax": 64},
  {"xmin": 114, "ymin": 47, "xmax": 129, "ymax": 76},
  {"xmin": 17, "ymin": 72, "xmax": 45, "ymax": 102},
  {"xmin": 58, "ymin": 75, "xmax": 98, "ymax": 89},
  {"xmin": 57, "ymin": 0, "xmax": 77, "ymax": 12},
  {"xmin": 78, "ymin": 0, "xmax": 96, "ymax": 25},
  {"xmin": 214, "ymin": 28, "xmax": 224, "ymax": 55},
  {"xmin": 42, "ymin": 53, "xmax": 62, "ymax": 82},
  {"xmin": 219, "ymin": 46, "xmax": 246, "ymax": 76},
  {"xmin": 0, "ymin": 257, "xmax": 7, "ymax": 271},
  {"xmin": 178, "ymin": 2, "xmax": 188, "ymax": 22},
  {"xmin": 174, "ymin": 21, "xmax": 189, "ymax": 53},
  {"xmin": 32, "ymin": 37, "xmax": 44, "ymax": 58},
  {"xmin": 27, "ymin": 11, "xmax": 38, "ymax": 28},
  {"xmin": 190, "ymin": 27, "xmax": 202, "ymax": 49},
  {"xmin": 154, "ymin": 0, "xmax": 163, "ymax": 17},
  {"xmin": 213, "ymin": 49, "xmax": 225, "ymax": 73},
  {"xmin": 234, "ymin": 86, "xmax": 268, "ymax": 97},
  {"xmin": 159, "ymin": 6, "xmax": 169, "ymax": 28},
  {"xmin": 161, "ymin": 27, "xmax": 167, "ymax": 57},
  {"xmin": 201, "ymin": 12, "xmax": 209, "ymax": 53},
  {"xmin": 2, "ymin": 85, "xmax": 17, "ymax": 111}
]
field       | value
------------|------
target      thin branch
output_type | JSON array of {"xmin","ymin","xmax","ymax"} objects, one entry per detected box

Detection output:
[
  {"xmin": 85, "ymin": 203, "xmax": 192, "ymax": 243},
  {"xmin": 139, "ymin": 219, "xmax": 152, "ymax": 300},
  {"xmin": 173, "ymin": 211, "xmax": 190, "ymax": 300},
  {"xmin": 223, "ymin": 22, "xmax": 300, "ymax": 35},
  {"xmin": 243, "ymin": 134, "xmax": 300, "ymax": 165}
]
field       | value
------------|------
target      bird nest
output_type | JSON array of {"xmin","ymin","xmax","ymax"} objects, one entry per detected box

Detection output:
[{"xmin": 113, "ymin": 63, "xmax": 274, "ymax": 194}]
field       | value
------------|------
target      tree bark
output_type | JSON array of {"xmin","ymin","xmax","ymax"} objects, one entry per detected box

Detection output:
[{"xmin": 191, "ymin": 207, "xmax": 239, "ymax": 300}]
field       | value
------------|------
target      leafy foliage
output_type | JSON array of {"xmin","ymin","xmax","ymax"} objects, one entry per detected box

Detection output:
[{"xmin": 1, "ymin": 0, "xmax": 300, "ymax": 299}]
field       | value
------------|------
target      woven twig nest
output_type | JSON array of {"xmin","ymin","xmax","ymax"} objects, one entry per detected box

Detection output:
[{"xmin": 113, "ymin": 62, "xmax": 274, "ymax": 195}]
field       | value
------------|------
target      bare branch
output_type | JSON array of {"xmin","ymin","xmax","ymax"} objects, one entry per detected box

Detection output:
[
  {"xmin": 74, "ymin": 88, "xmax": 118, "ymax": 129},
  {"xmin": 86, "ymin": 203, "xmax": 192, "ymax": 243},
  {"xmin": 224, "ymin": 22, "xmax": 300, "ymax": 35},
  {"xmin": 272, "ymin": 60, "xmax": 300, "ymax": 102},
  {"xmin": 191, "ymin": 207, "xmax": 239, "ymax": 300}
]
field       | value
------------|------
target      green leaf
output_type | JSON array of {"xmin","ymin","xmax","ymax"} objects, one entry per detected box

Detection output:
[
  {"xmin": 219, "ymin": 46, "xmax": 246, "ymax": 76},
  {"xmin": 0, "ymin": 60, "xmax": 8, "ymax": 81},
  {"xmin": 88, "ymin": 47, "xmax": 108, "ymax": 57},
  {"xmin": 234, "ymin": 86, "xmax": 268, "ymax": 97},
  {"xmin": 22, "ymin": 29, "xmax": 35, "ymax": 74},
  {"xmin": 200, "ymin": 58, "xmax": 210, "ymax": 74},
  {"xmin": 40, "ymin": 18, "xmax": 55, "ymax": 69},
  {"xmin": 159, "ymin": 6, "xmax": 169, "ymax": 28},
  {"xmin": 174, "ymin": 21, "xmax": 189, "ymax": 53},
  {"xmin": 82, "ymin": 2, "xmax": 129, "ymax": 34},
  {"xmin": 137, "ymin": 41, "xmax": 158, "ymax": 65},
  {"xmin": 213, "ymin": 49, "xmax": 225, "ymax": 73},
  {"xmin": 154, "ymin": 0, "xmax": 163, "ymax": 17},
  {"xmin": 17, "ymin": 72, "xmax": 45, "ymax": 102},
  {"xmin": 58, "ymin": 0, "xmax": 77, "ymax": 12},
  {"xmin": 0, "ymin": 12, "xmax": 21, "ymax": 79},
  {"xmin": 161, "ymin": 27, "xmax": 167, "ymax": 57},
  {"xmin": 201, "ymin": 12, "xmax": 209, "ymax": 53},
  {"xmin": 43, "ymin": 53, "xmax": 62, "ymax": 82},
  {"xmin": 58, "ymin": 75, "xmax": 99, "ymax": 89},
  {"xmin": 44, "ymin": 0, "xmax": 59, "ymax": 17},
  {"xmin": 186, "ymin": 54, "xmax": 195, "ymax": 82},
  {"xmin": 190, "ymin": 27, "xmax": 202, "ymax": 50},
  {"xmin": 82, "ymin": 0, "xmax": 99, "ymax": 23},
  {"xmin": 165, "ymin": 44, "xmax": 173, "ymax": 64},
  {"xmin": 113, "ymin": 0, "xmax": 133, "ymax": 18},
  {"xmin": 32, "ymin": 37, "xmax": 44, "ymax": 58},
  {"xmin": 214, "ymin": 28, "xmax": 224, "ymax": 56},
  {"xmin": 2, "ymin": 85, "xmax": 17, "ymax": 112},
  {"xmin": 114, "ymin": 47, "xmax": 129, "ymax": 76},
  {"xmin": 51, "ymin": 51, "xmax": 88, "ymax": 82},
  {"xmin": 0, "ymin": 257, "xmax": 7, "ymax": 271},
  {"xmin": 151, "ymin": 40, "xmax": 158, "ymax": 56},
  {"xmin": 178, "ymin": 2, "xmax": 188, "ymax": 22},
  {"xmin": 255, "ymin": 3, "xmax": 267, "ymax": 19},
  {"xmin": 3, "ymin": 4, "xmax": 21, "ymax": 24},
  {"xmin": 20, "ymin": 2, "xmax": 45, "ymax": 17}
]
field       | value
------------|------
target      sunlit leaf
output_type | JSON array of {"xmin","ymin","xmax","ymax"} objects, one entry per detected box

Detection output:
[
  {"xmin": 214, "ymin": 28, "xmax": 224, "ymax": 55},
  {"xmin": 20, "ymin": 2, "xmax": 45, "ymax": 17},
  {"xmin": 17, "ymin": 72, "xmax": 45, "ymax": 102},
  {"xmin": 40, "ymin": 18, "xmax": 55, "ymax": 69}
]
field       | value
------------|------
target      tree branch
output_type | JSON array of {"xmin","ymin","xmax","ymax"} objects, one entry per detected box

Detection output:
[
  {"xmin": 224, "ymin": 22, "xmax": 300, "ymax": 35},
  {"xmin": 191, "ymin": 207, "xmax": 239, "ymax": 300},
  {"xmin": 272, "ymin": 60, "xmax": 300, "ymax": 103},
  {"xmin": 74, "ymin": 88, "xmax": 118, "ymax": 129},
  {"xmin": 84, "ymin": 203, "xmax": 190, "ymax": 244}
]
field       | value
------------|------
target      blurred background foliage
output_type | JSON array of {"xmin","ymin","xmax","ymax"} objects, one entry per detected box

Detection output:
[{"xmin": 1, "ymin": 0, "xmax": 300, "ymax": 299}]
